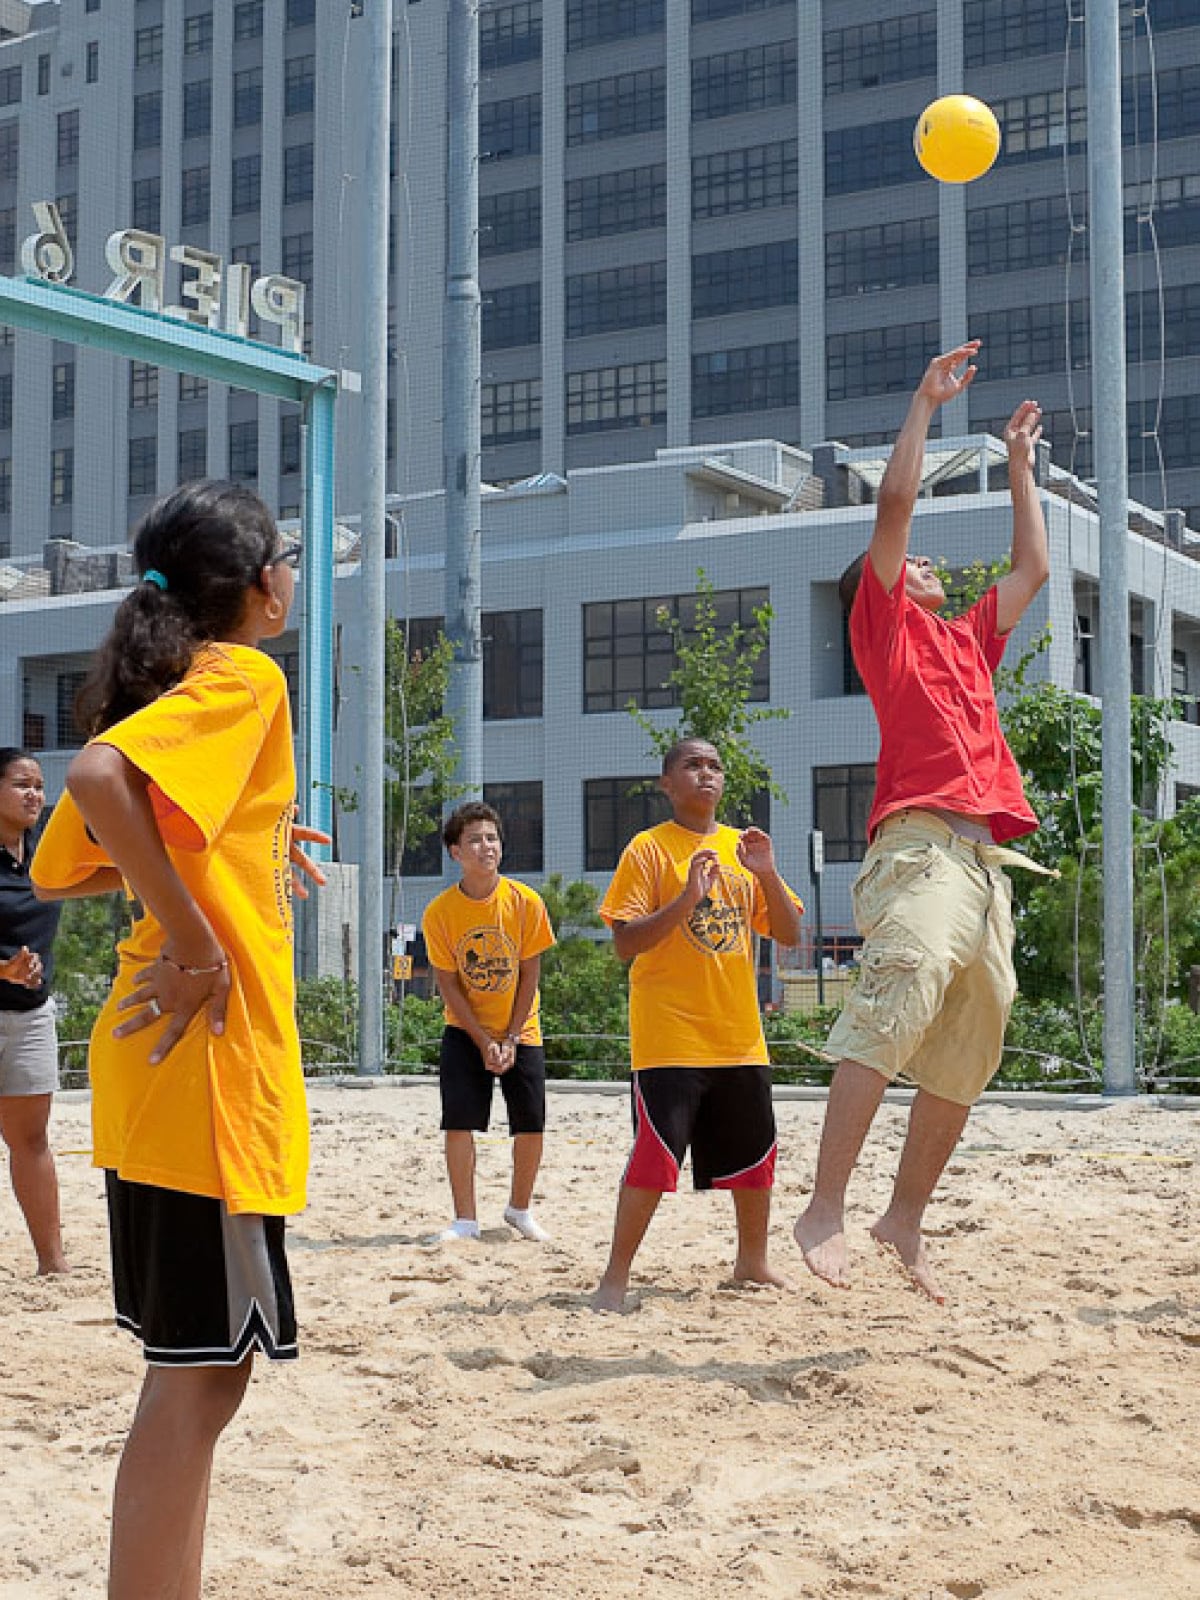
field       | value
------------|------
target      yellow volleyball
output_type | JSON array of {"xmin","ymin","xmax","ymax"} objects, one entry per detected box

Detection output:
[{"xmin": 914, "ymin": 94, "xmax": 1001, "ymax": 184}]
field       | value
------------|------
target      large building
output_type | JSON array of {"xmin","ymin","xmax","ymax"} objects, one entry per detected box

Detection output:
[{"xmin": 1, "ymin": 0, "xmax": 1200, "ymax": 555}]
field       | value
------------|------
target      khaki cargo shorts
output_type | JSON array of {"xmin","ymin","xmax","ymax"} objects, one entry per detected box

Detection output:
[{"xmin": 825, "ymin": 811, "xmax": 1043, "ymax": 1106}]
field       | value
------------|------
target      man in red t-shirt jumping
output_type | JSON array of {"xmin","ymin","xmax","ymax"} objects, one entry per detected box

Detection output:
[{"xmin": 794, "ymin": 341, "xmax": 1051, "ymax": 1303}]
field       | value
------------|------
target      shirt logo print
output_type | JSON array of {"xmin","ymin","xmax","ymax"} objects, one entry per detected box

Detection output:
[
  {"xmin": 456, "ymin": 925, "xmax": 517, "ymax": 992},
  {"xmin": 683, "ymin": 865, "xmax": 750, "ymax": 957}
]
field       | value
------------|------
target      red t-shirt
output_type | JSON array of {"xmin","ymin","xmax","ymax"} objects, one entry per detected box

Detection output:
[{"xmin": 851, "ymin": 558, "xmax": 1037, "ymax": 843}]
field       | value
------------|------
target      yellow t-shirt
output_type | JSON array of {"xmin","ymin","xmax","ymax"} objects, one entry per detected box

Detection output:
[
  {"xmin": 422, "ymin": 877, "xmax": 555, "ymax": 1044},
  {"xmin": 600, "ymin": 820, "xmax": 800, "ymax": 1071},
  {"xmin": 32, "ymin": 644, "xmax": 307, "ymax": 1217}
]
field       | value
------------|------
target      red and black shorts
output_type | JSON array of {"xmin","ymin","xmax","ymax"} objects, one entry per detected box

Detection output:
[
  {"xmin": 106, "ymin": 1172, "xmax": 297, "ymax": 1367},
  {"xmin": 623, "ymin": 1065, "xmax": 777, "ymax": 1193}
]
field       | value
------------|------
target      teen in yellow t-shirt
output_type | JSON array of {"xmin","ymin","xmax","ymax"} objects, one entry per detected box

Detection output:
[
  {"xmin": 30, "ymin": 481, "xmax": 326, "ymax": 1600},
  {"xmin": 593, "ymin": 739, "xmax": 803, "ymax": 1314},
  {"xmin": 422, "ymin": 801, "xmax": 556, "ymax": 1244}
]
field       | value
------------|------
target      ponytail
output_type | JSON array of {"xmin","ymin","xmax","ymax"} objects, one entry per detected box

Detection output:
[{"xmin": 76, "ymin": 480, "xmax": 278, "ymax": 735}]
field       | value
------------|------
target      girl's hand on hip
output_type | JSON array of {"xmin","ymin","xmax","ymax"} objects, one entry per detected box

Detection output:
[{"xmin": 113, "ymin": 951, "xmax": 231, "ymax": 1065}]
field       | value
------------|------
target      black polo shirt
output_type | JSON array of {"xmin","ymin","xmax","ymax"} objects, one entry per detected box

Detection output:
[{"xmin": 0, "ymin": 823, "xmax": 62, "ymax": 1012}]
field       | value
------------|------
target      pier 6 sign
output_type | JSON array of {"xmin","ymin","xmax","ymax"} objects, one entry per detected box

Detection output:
[{"xmin": 20, "ymin": 201, "xmax": 306, "ymax": 355}]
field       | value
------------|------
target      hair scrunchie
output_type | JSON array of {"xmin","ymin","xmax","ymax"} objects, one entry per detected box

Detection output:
[{"xmin": 142, "ymin": 569, "xmax": 169, "ymax": 592}]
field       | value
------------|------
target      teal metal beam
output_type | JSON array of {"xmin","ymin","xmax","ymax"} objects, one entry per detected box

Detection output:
[{"xmin": 0, "ymin": 272, "xmax": 338, "ymax": 889}]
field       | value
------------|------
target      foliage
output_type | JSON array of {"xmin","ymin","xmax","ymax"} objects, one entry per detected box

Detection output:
[
  {"xmin": 52, "ymin": 895, "xmax": 132, "ymax": 1084},
  {"xmin": 295, "ymin": 977, "xmax": 444, "ymax": 1073},
  {"xmin": 536, "ymin": 875, "xmax": 629, "ymax": 1078},
  {"xmin": 627, "ymin": 568, "xmax": 789, "ymax": 825},
  {"xmin": 384, "ymin": 621, "xmax": 465, "ymax": 863}
]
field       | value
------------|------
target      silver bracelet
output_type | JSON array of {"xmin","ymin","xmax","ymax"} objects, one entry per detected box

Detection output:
[{"xmin": 162, "ymin": 953, "xmax": 228, "ymax": 977}]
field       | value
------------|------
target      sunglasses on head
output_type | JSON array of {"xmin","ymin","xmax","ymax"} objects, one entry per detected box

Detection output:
[{"xmin": 267, "ymin": 540, "xmax": 303, "ymax": 570}]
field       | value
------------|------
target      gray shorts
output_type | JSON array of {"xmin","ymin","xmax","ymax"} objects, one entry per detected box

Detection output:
[{"xmin": 0, "ymin": 1001, "xmax": 59, "ymax": 1097}]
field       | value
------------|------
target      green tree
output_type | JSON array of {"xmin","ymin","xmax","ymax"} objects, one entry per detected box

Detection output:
[
  {"xmin": 384, "ymin": 620, "xmax": 465, "ymax": 862},
  {"xmin": 536, "ymin": 874, "xmax": 630, "ymax": 1078},
  {"xmin": 627, "ymin": 569, "xmax": 789, "ymax": 824}
]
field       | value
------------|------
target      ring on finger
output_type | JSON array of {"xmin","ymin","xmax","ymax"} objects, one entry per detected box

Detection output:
[{"xmin": 146, "ymin": 997, "xmax": 162, "ymax": 1019}]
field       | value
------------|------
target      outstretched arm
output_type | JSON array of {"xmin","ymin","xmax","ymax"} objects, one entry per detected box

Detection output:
[
  {"xmin": 994, "ymin": 399, "xmax": 1050, "ymax": 636},
  {"xmin": 869, "ymin": 342, "xmax": 980, "ymax": 594}
]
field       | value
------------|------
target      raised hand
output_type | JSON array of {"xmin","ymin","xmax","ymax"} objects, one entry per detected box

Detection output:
[
  {"xmin": 736, "ymin": 826, "xmax": 776, "ymax": 878},
  {"xmin": 683, "ymin": 848, "xmax": 721, "ymax": 908},
  {"xmin": 1003, "ymin": 399, "xmax": 1043, "ymax": 476},
  {"xmin": 916, "ymin": 341, "xmax": 981, "ymax": 410}
]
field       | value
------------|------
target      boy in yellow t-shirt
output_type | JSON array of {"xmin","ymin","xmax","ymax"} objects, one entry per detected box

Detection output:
[
  {"xmin": 592, "ymin": 739, "xmax": 803, "ymax": 1313},
  {"xmin": 422, "ymin": 802, "xmax": 556, "ymax": 1243}
]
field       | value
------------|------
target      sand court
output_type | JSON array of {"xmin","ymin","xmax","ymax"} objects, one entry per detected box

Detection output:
[{"xmin": 1, "ymin": 1081, "xmax": 1198, "ymax": 1599}]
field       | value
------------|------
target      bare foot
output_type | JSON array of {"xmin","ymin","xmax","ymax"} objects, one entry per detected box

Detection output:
[
  {"xmin": 793, "ymin": 1204, "xmax": 851, "ymax": 1288},
  {"xmin": 870, "ymin": 1216, "xmax": 946, "ymax": 1304},
  {"xmin": 590, "ymin": 1278, "xmax": 632, "ymax": 1315},
  {"xmin": 36, "ymin": 1257, "xmax": 70, "ymax": 1276},
  {"xmin": 732, "ymin": 1260, "xmax": 791, "ymax": 1290}
]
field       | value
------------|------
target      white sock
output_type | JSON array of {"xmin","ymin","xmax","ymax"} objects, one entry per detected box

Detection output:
[
  {"xmin": 504, "ymin": 1204, "xmax": 550, "ymax": 1243},
  {"xmin": 439, "ymin": 1217, "xmax": 480, "ymax": 1240}
]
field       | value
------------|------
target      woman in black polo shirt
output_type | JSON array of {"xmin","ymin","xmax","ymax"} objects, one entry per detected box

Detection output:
[{"xmin": 0, "ymin": 749, "xmax": 68, "ymax": 1273}]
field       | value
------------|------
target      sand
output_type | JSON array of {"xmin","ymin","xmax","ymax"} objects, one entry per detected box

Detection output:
[{"xmin": 1, "ymin": 1081, "xmax": 1198, "ymax": 1600}]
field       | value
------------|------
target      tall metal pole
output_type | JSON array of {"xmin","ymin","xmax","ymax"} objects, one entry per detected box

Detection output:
[
  {"xmin": 443, "ymin": 0, "xmax": 483, "ymax": 806},
  {"xmin": 1087, "ymin": 0, "xmax": 1137, "ymax": 1094},
  {"xmin": 357, "ymin": 0, "xmax": 393, "ymax": 1076}
]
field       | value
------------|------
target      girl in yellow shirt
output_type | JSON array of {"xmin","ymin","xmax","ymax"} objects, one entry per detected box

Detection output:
[{"xmin": 32, "ymin": 480, "xmax": 325, "ymax": 1600}]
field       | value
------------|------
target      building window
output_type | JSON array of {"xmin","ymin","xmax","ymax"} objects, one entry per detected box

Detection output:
[
  {"xmin": 567, "ymin": 70, "xmax": 664, "ymax": 145},
  {"xmin": 971, "ymin": 303, "xmax": 1090, "ymax": 380},
  {"xmin": 131, "ymin": 175, "xmax": 161, "ymax": 231},
  {"xmin": 86, "ymin": 41, "xmax": 100, "ymax": 83},
  {"xmin": 86, "ymin": 0, "xmax": 101, "ymax": 12},
  {"xmin": 692, "ymin": 42, "xmax": 796, "ymax": 123},
  {"xmin": 183, "ymin": 13, "xmax": 213, "ymax": 55},
  {"xmin": 133, "ymin": 91, "xmax": 162, "ymax": 150},
  {"xmin": 282, "ymin": 230, "xmax": 314, "ymax": 286},
  {"xmin": 55, "ymin": 193, "xmax": 77, "ymax": 244},
  {"xmin": 56, "ymin": 672, "xmax": 88, "ymax": 750},
  {"xmin": 813, "ymin": 764, "xmax": 876, "ymax": 863},
  {"xmin": 482, "ymin": 379, "xmax": 541, "ymax": 446},
  {"xmin": 284, "ymin": 54, "xmax": 315, "ymax": 116},
  {"xmin": 128, "ymin": 362, "xmax": 158, "ymax": 409},
  {"xmin": 37, "ymin": 55, "xmax": 50, "ymax": 96},
  {"xmin": 1127, "ymin": 172, "xmax": 1200, "ymax": 253},
  {"xmin": 56, "ymin": 110, "xmax": 79, "ymax": 168},
  {"xmin": 480, "ymin": 187, "xmax": 541, "ymax": 256},
  {"xmin": 693, "ymin": 239, "xmax": 796, "ymax": 320},
  {"xmin": 480, "ymin": 93, "xmax": 542, "ymax": 161},
  {"xmin": 567, "ymin": 0, "xmax": 663, "ymax": 51},
  {"xmin": 229, "ymin": 420, "xmax": 259, "ymax": 483},
  {"xmin": 178, "ymin": 428, "xmax": 207, "ymax": 481},
  {"xmin": 0, "ymin": 208, "xmax": 12, "ymax": 273},
  {"xmin": 234, "ymin": 1, "xmax": 265, "ymax": 40},
  {"xmin": 692, "ymin": 140, "xmax": 797, "ymax": 221},
  {"xmin": 584, "ymin": 778, "xmax": 668, "ymax": 872},
  {"xmin": 567, "ymin": 362, "xmax": 667, "ymax": 435},
  {"xmin": 827, "ymin": 216, "xmax": 939, "ymax": 297},
  {"xmin": 483, "ymin": 610, "xmax": 543, "ymax": 720},
  {"xmin": 232, "ymin": 154, "xmax": 261, "ymax": 214},
  {"xmin": 280, "ymin": 411, "xmax": 302, "ymax": 475},
  {"xmin": 480, "ymin": 1, "xmax": 542, "ymax": 69},
  {"xmin": 964, "ymin": 0, "xmax": 1064, "ymax": 68},
  {"xmin": 824, "ymin": 12, "xmax": 936, "ymax": 94},
  {"xmin": 827, "ymin": 321, "xmax": 939, "ymax": 402},
  {"xmin": 692, "ymin": 0, "xmax": 791, "ymax": 19},
  {"xmin": 0, "ymin": 373, "xmax": 10, "ymax": 430},
  {"xmin": 286, "ymin": 0, "xmax": 316, "ymax": 26},
  {"xmin": 232, "ymin": 239, "xmax": 262, "ymax": 278},
  {"xmin": 692, "ymin": 342, "xmax": 798, "ymax": 418},
  {"xmin": 233, "ymin": 67, "xmax": 263, "ymax": 127},
  {"xmin": 181, "ymin": 166, "xmax": 210, "ymax": 227},
  {"xmin": 0, "ymin": 120, "xmax": 17, "ymax": 181},
  {"xmin": 583, "ymin": 587, "xmax": 769, "ymax": 714},
  {"xmin": 179, "ymin": 371, "xmax": 208, "ymax": 403},
  {"xmin": 0, "ymin": 457, "xmax": 9, "ymax": 514},
  {"xmin": 825, "ymin": 118, "xmax": 917, "ymax": 196},
  {"xmin": 482, "ymin": 782, "xmax": 543, "ymax": 873},
  {"xmin": 996, "ymin": 87, "xmax": 1087, "ymax": 166},
  {"xmin": 482, "ymin": 282, "xmax": 541, "ymax": 350},
  {"xmin": 50, "ymin": 448, "xmax": 73, "ymax": 507},
  {"xmin": 566, "ymin": 164, "xmax": 665, "ymax": 240},
  {"xmin": 967, "ymin": 194, "xmax": 1077, "ymax": 277},
  {"xmin": 283, "ymin": 144, "xmax": 313, "ymax": 204},
  {"xmin": 183, "ymin": 78, "xmax": 212, "ymax": 139},
  {"xmin": 0, "ymin": 67, "xmax": 21, "ymax": 109},
  {"xmin": 51, "ymin": 363, "xmax": 74, "ymax": 421},
  {"xmin": 135, "ymin": 24, "xmax": 163, "ymax": 67},
  {"xmin": 567, "ymin": 261, "xmax": 666, "ymax": 337},
  {"xmin": 128, "ymin": 435, "xmax": 157, "ymax": 498}
]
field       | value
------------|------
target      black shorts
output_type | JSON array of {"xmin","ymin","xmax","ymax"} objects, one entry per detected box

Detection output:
[
  {"xmin": 624, "ymin": 1065, "xmax": 776, "ymax": 1193},
  {"xmin": 439, "ymin": 1026, "xmax": 546, "ymax": 1135},
  {"xmin": 106, "ymin": 1172, "xmax": 297, "ymax": 1367}
]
